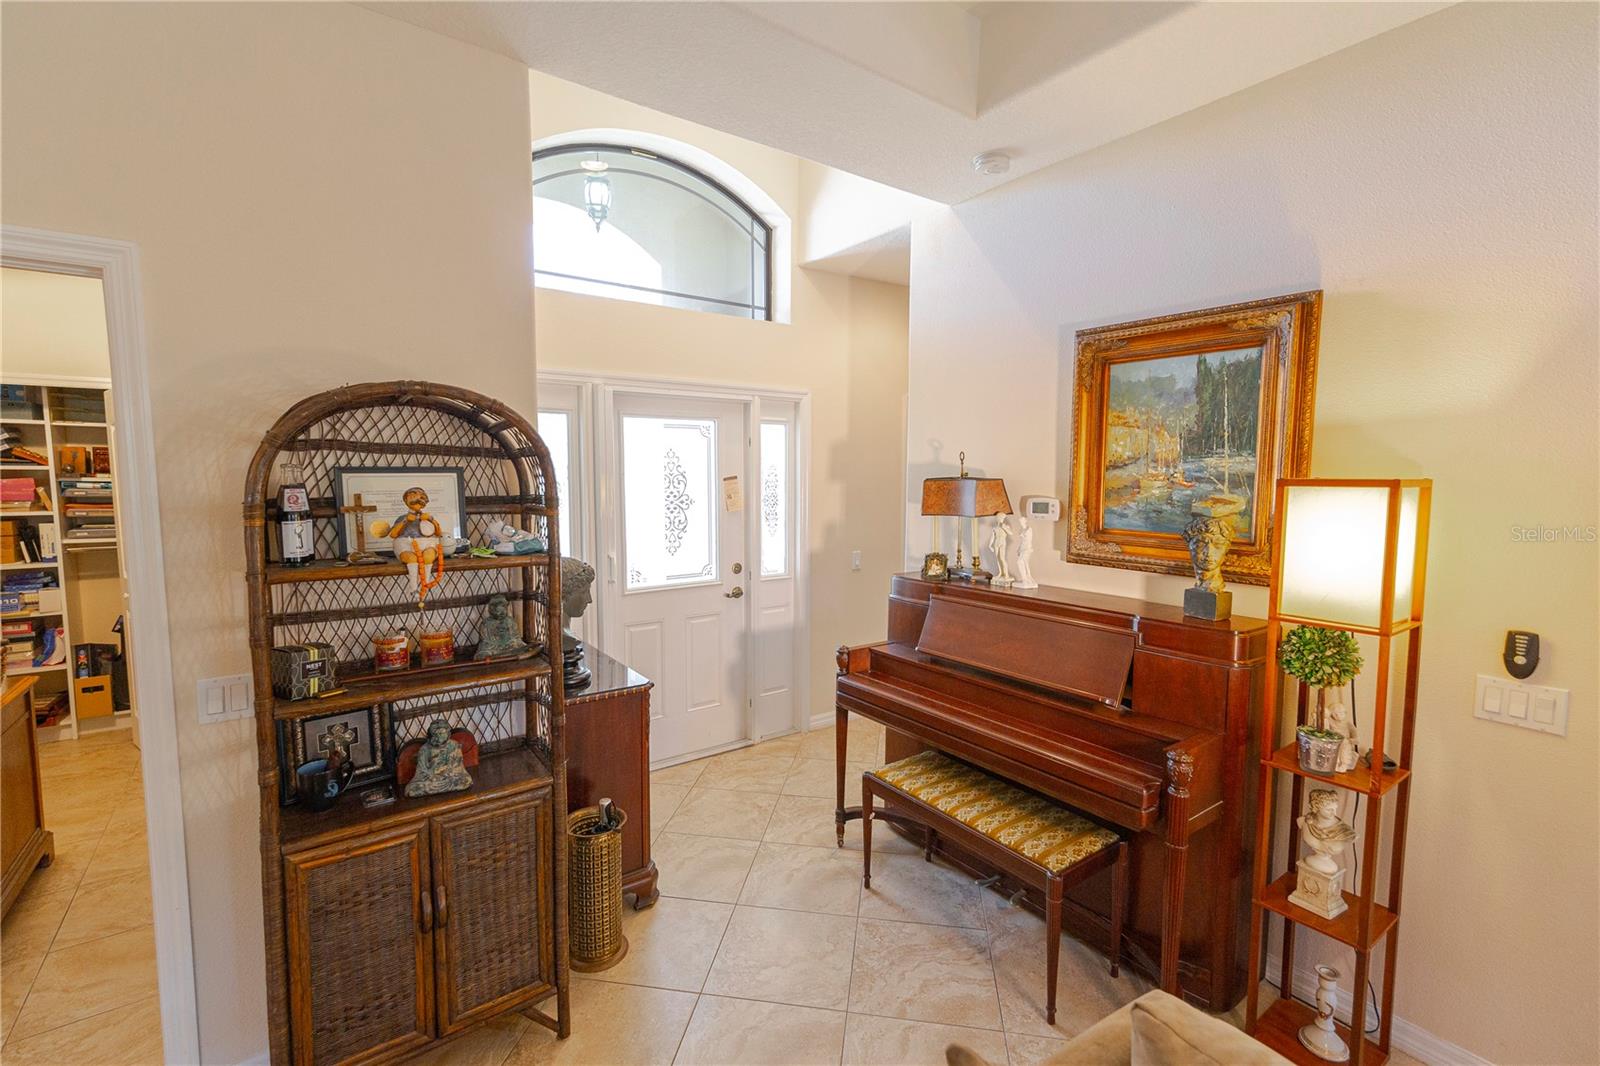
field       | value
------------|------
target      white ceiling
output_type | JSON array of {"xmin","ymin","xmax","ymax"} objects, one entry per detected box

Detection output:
[{"xmin": 367, "ymin": 1, "xmax": 1450, "ymax": 205}]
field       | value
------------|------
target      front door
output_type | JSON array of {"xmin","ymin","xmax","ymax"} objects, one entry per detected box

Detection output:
[{"xmin": 611, "ymin": 393, "xmax": 748, "ymax": 762}]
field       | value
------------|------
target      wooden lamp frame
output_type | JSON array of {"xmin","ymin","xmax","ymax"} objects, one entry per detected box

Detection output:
[{"xmin": 1244, "ymin": 477, "xmax": 1432, "ymax": 1066}]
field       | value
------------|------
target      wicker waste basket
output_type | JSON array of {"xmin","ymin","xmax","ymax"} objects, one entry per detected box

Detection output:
[{"xmin": 567, "ymin": 805, "xmax": 629, "ymax": 972}]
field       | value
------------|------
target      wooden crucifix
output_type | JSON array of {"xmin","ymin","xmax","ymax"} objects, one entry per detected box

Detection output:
[{"xmin": 340, "ymin": 493, "xmax": 381, "ymax": 563}]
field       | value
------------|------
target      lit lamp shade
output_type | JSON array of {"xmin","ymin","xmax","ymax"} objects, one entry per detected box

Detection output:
[
  {"xmin": 921, "ymin": 476, "xmax": 1012, "ymax": 518},
  {"xmin": 1276, "ymin": 480, "xmax": 1429, "ymax": 631}
]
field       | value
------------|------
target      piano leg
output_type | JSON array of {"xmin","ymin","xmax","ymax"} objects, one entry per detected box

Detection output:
[{"xmin": 1160, "ymin": 750, "xmax": 1197, "ymax": 995}]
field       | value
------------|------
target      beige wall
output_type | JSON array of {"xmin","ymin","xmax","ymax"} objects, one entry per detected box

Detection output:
[
  {"xmin": 529, "ymin": 71, "xmax": 911, "ymax": 724},
  {"xmin": 906, "ymin": 4, "xmax": 1597, "ymax": 1062},
  {"xmin": 1, "ymin": 268, "xmax": 112, "ymax": 380},
  {"xmin": 1, "ymin": 3, "xmax": 536, "ymax": 1061}
]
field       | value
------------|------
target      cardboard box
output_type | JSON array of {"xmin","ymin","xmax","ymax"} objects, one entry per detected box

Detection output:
[{"xmin": 73, "ymin": 675, "xmax": 114, "ymax": 719}]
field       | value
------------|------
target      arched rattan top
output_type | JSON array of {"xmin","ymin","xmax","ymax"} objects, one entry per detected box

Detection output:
[{"xmin": 242, "ymin": 381, "xmax": 559, "ymax": 554}]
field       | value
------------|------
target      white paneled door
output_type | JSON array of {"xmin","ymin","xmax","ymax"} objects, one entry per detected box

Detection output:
[{"xmin": 612, "ymin": 393, "xmax": 749, "ymax": 762}]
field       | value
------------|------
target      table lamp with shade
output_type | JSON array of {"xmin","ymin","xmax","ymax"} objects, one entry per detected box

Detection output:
[
  {"xmin": 920, "ymin": 452, "xmax": 1013, "ymax": 581},
  {"xmin": 1244, "ymin": 477, "xmax": 1431, "ymax": 1066}
]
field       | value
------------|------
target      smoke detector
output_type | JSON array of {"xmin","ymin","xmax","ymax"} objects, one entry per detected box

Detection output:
[{"xmin": 972, "ymin": 151, "xmax": 1011, "ymax": 175}]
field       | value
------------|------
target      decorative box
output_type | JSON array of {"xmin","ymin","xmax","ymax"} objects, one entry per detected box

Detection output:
[{"xmin": 271, "ymin": 642, "xmax": 338, "ymax": 701}]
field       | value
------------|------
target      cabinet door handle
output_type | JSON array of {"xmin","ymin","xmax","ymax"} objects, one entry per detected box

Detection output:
[
  {"xmin": 434, "ymin": 883, "xmax": 449, "ymax": 927},
  {"xmin": 420, "ymin": 887, "xmax": 433, "ymax": 933}
]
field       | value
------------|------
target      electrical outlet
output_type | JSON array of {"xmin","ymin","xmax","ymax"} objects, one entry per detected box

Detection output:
[{"xmin": 198, "ymin": 674, "xmax": 253, "ymax": 724}]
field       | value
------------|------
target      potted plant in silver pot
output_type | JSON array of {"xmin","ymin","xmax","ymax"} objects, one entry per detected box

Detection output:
[{"xmin": 1279, "ymin": 625, "xmax": 1364, "ymax": 774}]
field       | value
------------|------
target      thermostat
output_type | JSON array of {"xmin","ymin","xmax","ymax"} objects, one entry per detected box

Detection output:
[{"xmin": 1019, "ymin": 495, "xmax": 1061, "ymax": 522}]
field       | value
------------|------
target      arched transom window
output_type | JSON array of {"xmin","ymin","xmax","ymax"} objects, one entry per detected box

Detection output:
[{"xmin": 533, "ymin": 144, "xmax": 772, "ymax": 321}]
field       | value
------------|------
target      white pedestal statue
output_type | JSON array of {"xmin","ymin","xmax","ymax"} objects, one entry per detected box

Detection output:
[
  {"xmin": 1013, "ymin": 523, "xmax": 1038, "ymax": 588},
  {"xmin": 1288, "ymin": 789, "xmax": 1355, "ymax": 920},
  {"xmin": 988, "ymin": 517, "xmax": 1015, "ymax": 586}
]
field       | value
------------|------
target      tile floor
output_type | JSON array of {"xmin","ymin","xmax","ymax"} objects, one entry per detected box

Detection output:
[
  {"xmin": 0, "ymin": 726, "xmax": 163, "ymax": 1065},
  {"xmin": 425, "ymin": 718, "xmax": 1429, "ymax": 1066},
  {"xmin": 0, "ymin": 721, "xmax": 1427, "ymax": 1065}
]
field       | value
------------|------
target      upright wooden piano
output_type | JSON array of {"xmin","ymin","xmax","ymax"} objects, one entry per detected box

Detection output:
[{"xmin": 835, "ymin": 574, "xmax": 1266, "ymax": 1011}]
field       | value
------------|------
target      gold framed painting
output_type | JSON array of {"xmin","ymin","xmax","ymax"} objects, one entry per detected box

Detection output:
[{"xmin": 1067, "ymin": 291, "xmax": 1321, "ymax": 586}]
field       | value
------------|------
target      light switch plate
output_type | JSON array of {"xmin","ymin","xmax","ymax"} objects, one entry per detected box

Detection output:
[
  {"xmin": 198, "ymin": 674, "xmax": 253, "ymax": 724},
  {"xmin": 1475, "ymin": 675, "xmax": 1568, "ymax": 736}
]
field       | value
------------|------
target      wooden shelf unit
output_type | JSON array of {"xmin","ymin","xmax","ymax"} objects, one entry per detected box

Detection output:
[
  {"xmin": 2, "ymin": 379, "xmax": 126, "ymax": 739},
  {"xmin": 244, "ymin": 381, "xmax": 570, "ymax": 1064},
  {"xmin": 1245, "ymin": 479, "xmax": 1431, "ymax": 1066}
]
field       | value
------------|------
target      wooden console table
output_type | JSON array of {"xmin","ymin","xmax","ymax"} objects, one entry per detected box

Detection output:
[
  {"xmin": 564, "ymin": 641, "xmax": 658, "ymax": 909},
  {"xmin": 2, "ymin": 676, "xmax": 54, "ymax": 916}
]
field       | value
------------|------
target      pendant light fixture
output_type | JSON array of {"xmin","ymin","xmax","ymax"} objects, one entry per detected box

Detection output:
[{"xmin": 580, "ymin": 155, "xmax": 611, "ymax": 231}]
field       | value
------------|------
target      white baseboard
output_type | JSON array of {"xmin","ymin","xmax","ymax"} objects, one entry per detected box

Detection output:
[
  {"xmin": 1266, "ymin": 953, "xmax": 1492, "ymax": 1065},
  {"xmin": 237, "ymin": 1052, "xmax": 270, "ymax": 1066},
  {"xmin": 809, "ymin": 710, "xmax": 833, "ymax": 730}
]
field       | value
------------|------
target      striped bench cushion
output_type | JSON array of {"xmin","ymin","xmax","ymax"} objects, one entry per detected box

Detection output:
[{"xmin": 868, "ymin": 749, "xmax": 1120, "ymax": 873}]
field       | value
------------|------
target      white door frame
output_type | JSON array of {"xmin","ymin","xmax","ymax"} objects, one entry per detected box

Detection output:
[
  {"xmin": 538, "ymin": 369, "xmax": 812, "ymax": 751},
  {"xmin": 2, "ymin": 225, "xmax": 200, "ymax": 1064}
]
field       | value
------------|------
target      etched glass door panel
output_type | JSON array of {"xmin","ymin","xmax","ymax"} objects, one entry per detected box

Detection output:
[
  {"xmin": 611, "ymin": 393, "xmax": 748, "ymax": 762},
  {"xmin": 622, "ymin": 415, "xmax": 717, "ymax": 591},
  {"xmin": 758, "ymin": 421, "xmax": 789, "ymax": 577}
]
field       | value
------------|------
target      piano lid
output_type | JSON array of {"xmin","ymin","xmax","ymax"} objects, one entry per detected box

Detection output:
[{"xmin": 915, "ymin": 589, "xmax": 1135, "ymax": 709}]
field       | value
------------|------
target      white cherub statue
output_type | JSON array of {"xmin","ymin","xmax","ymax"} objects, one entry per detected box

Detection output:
[
  {"xmin": 1320, "ymin": 690, "xmax": 1360, "ymax": 773},
  {"xmin": 1013, "ymin": 524, "xmax": 1038, "ymax": 589},
  {"xmin": 988, "ymin": 517, "xmax": 1014, "ymax": 586}
]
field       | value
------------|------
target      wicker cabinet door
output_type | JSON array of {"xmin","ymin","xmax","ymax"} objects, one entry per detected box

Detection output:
[
  {"xmin": 431, "ymin": 787, "xmax": 553, "ymax": 1033},
  {"xmin": 285, "ymin": 824, "xmax": 434, "ymax": 1066}
]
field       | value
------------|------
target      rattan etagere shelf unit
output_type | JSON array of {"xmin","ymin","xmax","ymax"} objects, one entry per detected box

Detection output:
[{"xmin": 244, "ymin": 381, "xmax": 569, "ymax": 1065}]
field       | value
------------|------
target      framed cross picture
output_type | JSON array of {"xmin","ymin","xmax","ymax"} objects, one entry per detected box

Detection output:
[
  {"xmin": 1066, "ymin": 292, "xmax": 1321, "ymax": 586},
  {"xmin": 286, "ymin": 705, "xmax": 394, "ymax": 798}
]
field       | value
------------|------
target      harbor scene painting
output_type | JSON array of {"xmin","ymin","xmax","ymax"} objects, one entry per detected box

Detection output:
[
  {"xmin": 1068, "ymin": 292, "xmax": 1322, "ymax": 585},
  {"xmin": 1101, "ymin": 345, "xmax": 1264, "ymax": 538}
]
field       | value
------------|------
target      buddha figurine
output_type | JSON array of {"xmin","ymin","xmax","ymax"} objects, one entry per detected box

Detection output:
[
  {"xmin": 405, "ymin": 718, "xmax": 472, "ymax": 798},
  {"xmin": 371, "ymin": 487, "xmax": 445, "ymax": 607},
  {"xmin": 474, "ymin": 594, "xmax": 531, "ymax": 660}
]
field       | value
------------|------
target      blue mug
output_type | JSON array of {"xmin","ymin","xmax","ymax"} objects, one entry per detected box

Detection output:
[{"xmin": 295, "ymin": 757, "xmax": 355, "ymax": 812}]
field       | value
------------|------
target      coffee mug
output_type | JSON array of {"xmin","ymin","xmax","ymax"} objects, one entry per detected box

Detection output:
[{"xmin": 296, "ymin": 757, "xmax": 355, "ymax": 812}]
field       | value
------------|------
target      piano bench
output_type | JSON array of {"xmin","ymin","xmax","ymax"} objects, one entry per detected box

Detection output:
[{"xmin": 861, "ymin": 749, "xmax": 1129, "ymax": 1027}]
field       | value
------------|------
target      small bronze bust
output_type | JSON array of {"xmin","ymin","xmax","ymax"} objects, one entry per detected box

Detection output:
[
  {"xmin": 1182, "ymin": 516, "xmax": 1233, "ymax": 620},
  {"xmin": 405, "ymin": 718, "xmax": 472, "ymax": 798},
  {"xmin": 474, "ymin": 594, "xmax": 530, "ymax": 660},
  {"xmin": 560, "ymin": 558, "xmax": 596, "ymax": 688}
]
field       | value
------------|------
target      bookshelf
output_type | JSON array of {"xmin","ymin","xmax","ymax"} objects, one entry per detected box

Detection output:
[{"xmin": 0, "ymin": 378, "xmax": 130, "ymax": 739}]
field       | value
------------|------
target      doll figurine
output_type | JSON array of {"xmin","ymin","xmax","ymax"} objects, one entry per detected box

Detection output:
[{"xmin": 371, "ymin": 487, "xmax": 445, "ymax": 607}]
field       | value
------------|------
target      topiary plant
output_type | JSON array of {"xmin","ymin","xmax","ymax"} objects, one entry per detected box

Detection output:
[{"xmin": 1278, "ymin": 625, "xmax": 1363, "ymax": 688}]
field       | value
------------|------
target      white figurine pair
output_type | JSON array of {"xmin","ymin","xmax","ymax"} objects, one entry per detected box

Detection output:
[{"xmin": 985, "ymin": 518, "xmax": 1038, "ymax": 588}]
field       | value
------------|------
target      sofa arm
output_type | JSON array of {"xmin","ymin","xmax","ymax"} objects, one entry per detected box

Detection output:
[{"xmin": 945, "ymin": 1003, "xmax": 1134, "ymax": 1066}]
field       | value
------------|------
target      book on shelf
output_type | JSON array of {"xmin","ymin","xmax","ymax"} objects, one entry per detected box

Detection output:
[
  {"xmin": 2, "ymin": 446, "xmax": 48, "ymax": 467},
  {"xmin": 65, "ymin": 526, "xmax": 117, "ymax": 541}
]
